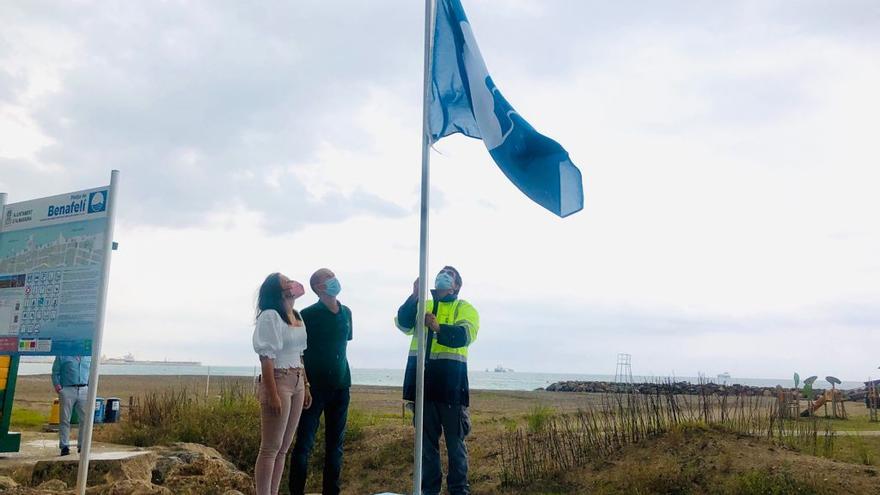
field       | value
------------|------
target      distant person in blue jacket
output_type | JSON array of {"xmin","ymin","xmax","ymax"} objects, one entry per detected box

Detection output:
[{"xmin": 52, "ymin": 355, "xmax": 91, "ymax": 456}]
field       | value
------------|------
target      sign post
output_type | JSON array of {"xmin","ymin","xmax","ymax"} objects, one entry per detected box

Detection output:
[
  {"xmin": 0, "ymin": 189, "xmax": 20, "ymax": 450},
  {"xmin": 75, "ymin": 170, "xmax": 119, "ymax": 494},
  {"xmin": 0, "ymin": 171, "xmax": 120, "ymax": 494},
  {"xmin": 0, "ymin": 191, "xmax": 18, "ymax": 452}
]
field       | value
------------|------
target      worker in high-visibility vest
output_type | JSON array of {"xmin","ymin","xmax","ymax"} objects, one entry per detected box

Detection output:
[{"xmin": 395, "ymin": 266, "xmax": 479, "ymax": 495}]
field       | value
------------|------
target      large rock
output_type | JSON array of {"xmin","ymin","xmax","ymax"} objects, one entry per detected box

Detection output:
[
  {"xmin": 0, "ymin": 475, "xmax": 19, "ymax": 489},
  {"xmin": 89, "ymin": 479, "xmax": 172, "ymax": 495},
  {"xmin": 36, "ymin": 479, "xmax": 67, "ymax": 491},
  {"xmin": 542, "ymin": 380, "xmax": 831, "ymax": 398},
  {"xmin": 149, "ymin": 444, "xmax": 252, "ymax": 494},
  {"xmin": 13, "ymin": 443, "xmax": 254, "ymax": 495},
  {"xmin": 31, "ymin": 452, "xmax": 156, "ymax": 488}
]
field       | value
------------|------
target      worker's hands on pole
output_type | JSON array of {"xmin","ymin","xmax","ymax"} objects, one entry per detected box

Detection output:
[{"xmin": 425, "ymin": 313, "xmax": 440, "ymax": 332}]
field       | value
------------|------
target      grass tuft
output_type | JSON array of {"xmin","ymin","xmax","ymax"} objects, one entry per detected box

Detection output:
[
  {"xmin": 525, "ymin": 405, "xmax": 555, "ymax": 434},
  {"xmin": 11, "ymin": 407, "xmax": 47, "ymax": 429},
  {"xmin": 726, "ymin": 468, "xmax": 828, "ymax": 495},
  {"xmin": 108, "ymin": 380, "xmax": 261, "ymax": 474}
]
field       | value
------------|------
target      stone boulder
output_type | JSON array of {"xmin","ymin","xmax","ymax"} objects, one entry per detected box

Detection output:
[
  {"xmin": 0, "ymin": 475, "xmax": 19, "ymax": 489},
  {"xmin": 31, "ymin": 452, "xmax": 156, "ymax": 489},
  {"xmin": 149, "ymin": 444, "xmax": 252, "ymax": 494},
  {"xmin": 6, "ymin": 443, "xmax": 253, "ymax": 495},
  {"xmin": 542, "ymin": 380, "xmax": 831, "ymax": 398},
  {"xmin": 36, "ymin": 479, "xmax": 67, "ymax": 491},
  {"xmin": 88, "ymin": 479, "xmax": 172, "ymax": 495}
]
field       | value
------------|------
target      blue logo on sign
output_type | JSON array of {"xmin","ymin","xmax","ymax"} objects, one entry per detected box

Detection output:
[{"xmin": 88, "ymin": 191, "xmax": 107, "ymax": 213}]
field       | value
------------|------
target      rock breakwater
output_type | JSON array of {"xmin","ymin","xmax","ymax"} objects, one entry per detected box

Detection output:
[{"xmin": 542, "ymin": 380, "xmax": 831, "ymax": 397}]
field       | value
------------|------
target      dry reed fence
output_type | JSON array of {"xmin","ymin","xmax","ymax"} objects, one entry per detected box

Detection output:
[{"xmin": 501, "ymin": 386, "xmax": 834, "ymax": 486}]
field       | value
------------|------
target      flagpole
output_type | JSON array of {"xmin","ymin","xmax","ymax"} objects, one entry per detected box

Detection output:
[
  {"xmin": 75, "ymin": 170, "xmax": 120, "ymax": 495},
  {"xmin": 414, "ymin": 1, "xmax": 437, "ymax": 493}
]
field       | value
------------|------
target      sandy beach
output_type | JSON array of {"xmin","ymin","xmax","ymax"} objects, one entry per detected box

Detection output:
[{"xmin": 11, "ymin": 373, "xmax": 605, "ymax": 421}]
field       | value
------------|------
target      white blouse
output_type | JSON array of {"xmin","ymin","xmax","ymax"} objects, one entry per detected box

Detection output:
[{"xmin": 252, "ymin": 309, "xmax": 307, "ymax": 369}]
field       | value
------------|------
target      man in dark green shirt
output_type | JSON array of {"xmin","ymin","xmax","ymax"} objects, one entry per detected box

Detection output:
[{"xmin": 289, "ymin": 268, "xmax": 352, "ymax": 495}]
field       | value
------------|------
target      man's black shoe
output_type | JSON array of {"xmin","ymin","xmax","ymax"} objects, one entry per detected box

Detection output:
[{"xmin": 60, "ymin": 446, "xmax": 70, "ymax": 456}]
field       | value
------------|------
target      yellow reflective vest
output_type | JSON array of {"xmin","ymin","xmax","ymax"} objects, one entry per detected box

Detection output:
[{"xmin": 395, "ymin": 295, "xmax": 480, "ymax": 405}]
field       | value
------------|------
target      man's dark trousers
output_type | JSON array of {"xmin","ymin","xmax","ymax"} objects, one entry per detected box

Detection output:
[
  {"xmin": 421, "ymin": 401, "xmax": 471, "ymax": 495},
  {"xmin": 289, "ymin": 387, "xmax": 350, "ymax": 495}
]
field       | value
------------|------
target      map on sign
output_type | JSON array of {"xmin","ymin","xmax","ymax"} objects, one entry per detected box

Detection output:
[{"xmin": 0, "ymin": 186, "xmax": 110, "ymax": 355}]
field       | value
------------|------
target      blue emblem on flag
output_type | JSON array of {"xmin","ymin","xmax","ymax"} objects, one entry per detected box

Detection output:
[{"xmin": 429, "ymin": 0, "xmax": 584, "ymax": 217}]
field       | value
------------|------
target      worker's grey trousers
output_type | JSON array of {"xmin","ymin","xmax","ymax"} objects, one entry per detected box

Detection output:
[{"xmin": 59, "ymin": 385, "xmax": 89, "ymax": 449}]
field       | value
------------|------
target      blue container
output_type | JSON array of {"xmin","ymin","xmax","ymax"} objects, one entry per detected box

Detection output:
[
  {"xmin": 93, "ymin": 398, "xmax": 105, "ymax": 424},
  {"xmin": 104, "ymin": 397, "xmax": 121, "ymax": 423}
]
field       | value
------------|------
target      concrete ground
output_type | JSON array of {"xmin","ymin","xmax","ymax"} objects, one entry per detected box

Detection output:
[{"xmin": 0, "ymin": 430, "xmax": 144, "ymax": 481}]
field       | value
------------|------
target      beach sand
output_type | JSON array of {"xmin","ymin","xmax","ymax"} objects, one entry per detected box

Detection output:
[{"xmin": 11, "ymin": 373, "xmax": 604, "ymax": 418}]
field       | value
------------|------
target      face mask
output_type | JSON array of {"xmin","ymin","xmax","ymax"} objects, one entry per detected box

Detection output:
[
  {"xmin": 286, "ymin": 281, "xmax": 305, "ymax": 299},
  {"xmin": 435, "ymin": 272, "xmax": 455, "ymax": 291},
  {"xmin": 323, "ymin": 277, "xmax": 341, "ymax": 297}
]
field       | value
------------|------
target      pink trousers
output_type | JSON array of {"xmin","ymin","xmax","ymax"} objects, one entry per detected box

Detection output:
[{"xmin": 254, "ymin": 368, "xmax": 305, "ymax": 495}]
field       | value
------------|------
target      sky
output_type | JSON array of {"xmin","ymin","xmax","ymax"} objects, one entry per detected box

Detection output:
[{"xmin": 1, "ymin": 1, "xmax": 879, "ymax": 380}]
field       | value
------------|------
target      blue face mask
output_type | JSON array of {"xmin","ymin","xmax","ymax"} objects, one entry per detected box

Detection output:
[
  {"xmin": 435, "ymin": 272, "xmax": 455, "ymax": 291},
  {"xmin": 323, "ymin": 277, "xmax": 341, "ymax": 297}
]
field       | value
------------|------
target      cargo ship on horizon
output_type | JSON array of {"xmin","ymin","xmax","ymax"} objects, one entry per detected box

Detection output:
[{"xmin": 100, "ymin": 353, "xmax": 201, "ymax": 366}]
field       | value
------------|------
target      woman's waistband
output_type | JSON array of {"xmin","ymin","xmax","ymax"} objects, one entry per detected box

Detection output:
[{"xmin": 272, "ymin": 367, "xmax": 303, "ymax": 375}]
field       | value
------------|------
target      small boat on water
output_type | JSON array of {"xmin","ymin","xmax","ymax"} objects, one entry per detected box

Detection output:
[
  {"xmin": 494, "ymin": 364, "xmax": 514, "ymax": 373},
  {"xmin": 717, "ymin": 372, "xmax": 732, "ymax": 381}
]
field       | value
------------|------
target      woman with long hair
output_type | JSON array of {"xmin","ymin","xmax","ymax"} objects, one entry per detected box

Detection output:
[{"xmin": 253, "ymin": 272, "xmax": 311, "ymax": 495}]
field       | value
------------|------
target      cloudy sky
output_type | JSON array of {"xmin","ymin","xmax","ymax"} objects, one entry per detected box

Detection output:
[{"xmin": 2, "ymin": 1, "xmax": 879, "ymax": 380}]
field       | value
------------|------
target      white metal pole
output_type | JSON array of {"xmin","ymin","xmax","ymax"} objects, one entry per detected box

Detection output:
[
  {"xmin": 76, "ymin": 170, "xmax": 120, "ymax": 495},
  {"xmin": 205, "ymin": 366, "xmax": 211, "ymax": 397},
  {"xmin": 413, "ymin": 1, "xmax": 436, "ymax": 494}
]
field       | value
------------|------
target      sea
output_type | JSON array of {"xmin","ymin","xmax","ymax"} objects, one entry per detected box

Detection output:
[{"xmin": 16, "ymin": 363, "xmax": 865, "ymax": 391}]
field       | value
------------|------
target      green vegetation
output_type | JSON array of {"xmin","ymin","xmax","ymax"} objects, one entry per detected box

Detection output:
[
  {"xmin": 824, "ymin": 403, "xmax": 880, "ymax": 432},
  {"xmin": 10, "ymin": 407, "xmax": 47, "ymax": 429},
  {"xmin": 104, "ymin": 381, "xmax": 409, "ymax": 494},
  {"xmin": 724, "ymin": 468, "xmax": 830, "ymax": 495},
  {"xmin": 102, "ymin": 379, "xmax": 880, "ymax": 494},
  {"xmin": 501, "ymin": 390, "xmax": 840, "ymax": 489},
  {"xmin": 829, "ymin": 416, "xmax": 880, "ymax": 432},
  {"xmin": 525, "ymin": 404, "xmax": 555, "ymax": 433},
  {"xmin": 851, "ymin": 436, "xmax": 876, "ymax": 466},
  {"xmin": 107, "ymin": 383, "xmax": 261, "ymax": 474},
  {"xmin": 817, "ymin": 436, "xmax": 880, "ymax": 467}
]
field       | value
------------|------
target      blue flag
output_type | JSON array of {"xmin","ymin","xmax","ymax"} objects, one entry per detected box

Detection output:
[{"xmin": 429, "ymin": 0, "xmax": 584, "ymax": 217}]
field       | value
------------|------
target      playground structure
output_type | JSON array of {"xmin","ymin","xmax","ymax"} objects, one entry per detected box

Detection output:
[
  {"xmin": 775, "ymin": 373, "xmax": 847, "ymax": 420},
  {"xmin": 799, "ymin": 388, "xmax": 847, "ymax": 418},
  {"xmin": 774, "ymin": 386, "xmax": 801, "ymax": 419}
]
